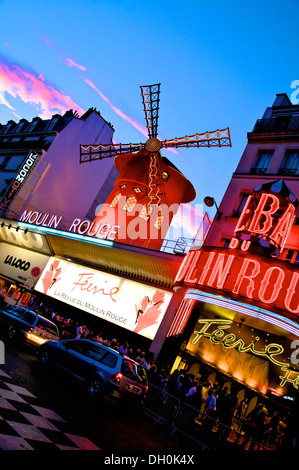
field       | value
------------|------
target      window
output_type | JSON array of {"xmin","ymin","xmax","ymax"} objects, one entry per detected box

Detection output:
[
  {"xmin": 46, "ymin": 117, "xmax": 59, "ymax": 131},
  {"xmin": 109, "ymin": 193, "xmax": 122, "ymax": 207},
  {"xmin": 280, "ymin": 150, "xmax": 299, "ymax": 175},
  {"xmin": 14, "ymin": 122, "xmax": 26, "ymax": 133},
  {"xmin": 139, "ymin": 204, "xmax": 153, "ymax": 221},
  {"xmin": 122, "ymin": 196, "xmax": 137, "ymax": 213},
  {"xmin": 133, "ymin": 187, "xmax": 142, "ymax": 193},
  {"xmin": 4, "ymin": 155, "xmax": 25, "ymax": 171},
  {"xmin": 27, "ymin": 120, "xmax": 38, "ymax": 132},
  {"xmin": 235, "ymin": 194, "xmax": 249, "ymax": 214},
  {"xmin": 100, "ymin": 352, "xmax": 117, "ymax": 368},
  {"xmin": 251, "ymin": 151, "xmax": 274, "ymax": 174},
  {"xmin": 2, "ymin": 122, "xmax": 14, "ymax": 134},
  {"xmin": 154, "ymin": 213, "xmax": 164, "ymax": 230}
]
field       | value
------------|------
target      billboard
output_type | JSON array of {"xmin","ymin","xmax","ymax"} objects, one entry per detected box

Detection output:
[
  {"xmin": 35, "ymin": 257, "xmax": 173, "ymax": 340},
  {"xmin": 0, "ymin": 243, "xmax": 49, "ymax": 287}
]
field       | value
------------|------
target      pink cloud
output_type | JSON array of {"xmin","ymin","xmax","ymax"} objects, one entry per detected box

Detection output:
[
  {"xmin": 58, "ymin": 56, "xmax": 87, "ymax": 71},
  {"xmin": 0, "ymin": 55, "xmax": 85, "ymax": 118},
  {"xmin": 43, "ymin": 37, "xmax": 87, "ymax": 72},
  {"xmin": 83, "ymin": 77, "xmax": 149, "ymax": 138}
]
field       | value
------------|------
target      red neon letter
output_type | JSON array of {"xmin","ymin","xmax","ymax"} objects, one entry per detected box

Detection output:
[
  {"xmin": 248, "ymin": 193, "xmax": 280, "ymax": 234},
  {"xmin": 198, "ymin": 252, "xmax": 216, "ymax": 285},
  {"xmin": 184, "ymin": 250, "xmax": 201, "ymax": 283},
  {"xmin": 232, "ymin": 258, "xmax": 260, "ymax": 298},
  {"xmin": 234, "ymin": 195, "xmax": 253, "ymax": 233},
  {"xmin": 285, "ymin": 272, "xmax": 299, "ymax": 314},
  {"xmin": 258, "ymin": 266, "xmax": 285, "ymax": 304},
  {"xmin": 207, "ymin": 254, "xmax": 235, "ymax": 289},
  {"xmin": 270, "ymin": 203, "xmax": 296, "ymax": 250},
  {"xmin": 175, "ymin": 251, "xmax": 198, "ymax": 283}
]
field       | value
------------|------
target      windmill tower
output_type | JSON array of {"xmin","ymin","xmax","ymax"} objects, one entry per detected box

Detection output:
[{"xmin": 80, "ymin": 83, "xmax": 231, "ymax": 250}]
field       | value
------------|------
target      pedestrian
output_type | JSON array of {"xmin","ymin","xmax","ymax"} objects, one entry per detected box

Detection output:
[
  {"xmin": 119, "ymin": 341, "xmax": 129, "ymax": 355},
  {"xmin": 204, "ymin": 389, "xmax": 217, "ymax": 415},
  {"xmin": 103, "ymin": 337, "xmax": 111, "ymax": 346},
  {"xmin": 185, "ymin": 380, "xmax": 199, "ymax": 402},
  {"xmin": 202, "ymin": 389, "xmax": 217, "ymax": 434},
  {"xmin": 75, "ymin": 323, "xmax": 86, "ymax": 339},
  {"xmin": 0, "ymin": 285, "xmax": 6, "ymax": 307}
]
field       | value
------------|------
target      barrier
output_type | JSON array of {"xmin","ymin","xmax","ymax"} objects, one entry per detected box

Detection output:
[
  {"xmin": 143, "ymin": 383, "xmax": 180, "ymax": 426},
  {"xmin": 143, "ymin": 383, "xmax": 270, "ymax": 451}
]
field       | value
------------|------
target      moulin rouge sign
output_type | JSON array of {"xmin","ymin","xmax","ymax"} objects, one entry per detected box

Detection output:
[{"xmin": 175, "ymin": 181, "xmax": 299, "ymax": 317}]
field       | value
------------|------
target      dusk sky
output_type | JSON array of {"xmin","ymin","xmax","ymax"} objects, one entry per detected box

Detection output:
[{"xmin": 0, "ymin": 0, "xmax": 298, "ymax": 236}]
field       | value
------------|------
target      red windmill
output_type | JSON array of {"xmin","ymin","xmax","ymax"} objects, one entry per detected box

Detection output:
[{"xmin": 80, "ymin": 83, "xmax": 231, "ymax": 250}]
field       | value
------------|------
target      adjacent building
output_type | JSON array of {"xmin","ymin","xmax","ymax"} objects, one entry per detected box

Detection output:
[{"xmin": 166, "ymin": 94, "xmax": 299, "ymax": 424}]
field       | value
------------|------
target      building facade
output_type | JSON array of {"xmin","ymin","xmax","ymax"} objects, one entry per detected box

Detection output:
[{"xmin": 165, "ymin": 93, "xmax": 299, "ymax": 429}]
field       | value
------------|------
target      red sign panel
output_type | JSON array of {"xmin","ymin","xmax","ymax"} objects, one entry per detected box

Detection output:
[{"xmin": 175, "ymin": 247, "xmax": 299, "ymax": 317}]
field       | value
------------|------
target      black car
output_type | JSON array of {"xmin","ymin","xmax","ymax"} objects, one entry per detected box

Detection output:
[
  {"xmin": 38, "ymin": 338, "xmax": 148, "ymax": 399},
  {"xmin": 0, "ymin": 305, "xmax": 60, "ymax": 346}
]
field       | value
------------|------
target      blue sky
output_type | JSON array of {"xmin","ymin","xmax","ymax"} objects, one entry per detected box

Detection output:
[{"xmin": 0, "ymin": 0, "xmax": 298, "ymax": 230}]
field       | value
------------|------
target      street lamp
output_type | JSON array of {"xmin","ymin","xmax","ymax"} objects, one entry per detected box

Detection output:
[{"xmin": 204, "ymin": 196, "xmax": 222, "ymax": 220}]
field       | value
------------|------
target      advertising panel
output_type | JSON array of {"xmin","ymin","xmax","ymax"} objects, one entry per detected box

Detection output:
[
  {"xmin": 0, "ymin": 243, "xmax": 50, "ymax": 287},
  {"xmin": 35, "ymin": 257, "xmax": 172, "ymax": 340}
]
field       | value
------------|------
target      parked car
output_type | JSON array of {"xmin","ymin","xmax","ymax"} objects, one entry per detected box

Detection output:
[
  {"xmin": 0, "ymin": 305, "xmax": 60, "ymax": 346},
  {"xmin": 38, "ymin": 338, "xmax": 148, "ymax": 399}
]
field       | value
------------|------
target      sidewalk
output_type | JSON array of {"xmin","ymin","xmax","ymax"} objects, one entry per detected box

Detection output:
[{"xmin": 0, "ymin": 367, "xmax": 100, "ymax": 450}]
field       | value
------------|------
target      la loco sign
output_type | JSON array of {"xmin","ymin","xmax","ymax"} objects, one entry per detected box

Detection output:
[{"xmin": 175, "ymin": 247, "xmax": 299, "ymax": 317}]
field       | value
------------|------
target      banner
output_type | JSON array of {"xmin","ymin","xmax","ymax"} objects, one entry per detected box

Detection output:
[{"xmin": 35, "ymin": 257, "xmax": 172, "ymax": 340}]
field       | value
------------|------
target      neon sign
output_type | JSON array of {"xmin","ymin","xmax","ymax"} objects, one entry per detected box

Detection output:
[
  {"xmin": 0, "ymin": 151, "xmax": 39, "ymax": 213},
  {"xmin": 18, "ymin": 209, "xmax": 120, "ymax": 241},
  {"xmin": 230, "ymin": 180, "xmax": 298, "ymax": 255},
  {"xmin": 175, "ymin": 247, "xmax": 299, "ymax": 316},
  {"xmin": 192, "ymin": 318, "xmax": 299, "ymax": 390}
]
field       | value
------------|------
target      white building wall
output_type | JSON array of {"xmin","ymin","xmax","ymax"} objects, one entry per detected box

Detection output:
[{"xmin": 20, "ymin": 112, "xmax": 116, "ymax": 226}]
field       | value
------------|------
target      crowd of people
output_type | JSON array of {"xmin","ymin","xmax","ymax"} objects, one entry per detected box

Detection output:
[{"xmin": 51, "ymin": 316, "xmax": 288, "ymax": 449}]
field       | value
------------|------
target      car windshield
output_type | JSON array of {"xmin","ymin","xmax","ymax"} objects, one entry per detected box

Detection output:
[{"xmin": 121, "ymin": 360, "xmax": 148, "ymax": 385}]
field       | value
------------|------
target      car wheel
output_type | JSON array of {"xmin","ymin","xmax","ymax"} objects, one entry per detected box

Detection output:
[
  {"xmin": 86, "ymin": 376, "xmax": 103, "ymax": 397},
  {"xmin": 39, "ymin": 348, "xmax": 51, "ymax": 365}
]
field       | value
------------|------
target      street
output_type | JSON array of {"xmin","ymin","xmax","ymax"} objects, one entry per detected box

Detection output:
[{"xmin": 1, "ymin": 339, "xmax": 196, "ymax": 453}]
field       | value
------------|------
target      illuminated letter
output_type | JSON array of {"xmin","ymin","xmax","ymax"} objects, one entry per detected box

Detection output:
[
  {"xmin": 285, "ymin": 272, "xmax": 299, "ymax": 314},
  {"xmin": 229, "ymin": 238, "xmax": 239, "ymax": 249},
  {"xmin": 184, "ymin": 250, "xmax": 201, "ymax": 283},
  {"xmin": 241, "ymin": 240, "xmax": 251, "ymax": 251},
  {"xmin": 207, "ymin": 254, "xmax": 235, "ymax": 289},
  {"xmin": 69, "ymin": 218, "xmax": 81, "ymax": 233},
  {"xmin": 270, "ymin": 203, "xmax": 296, "ymax": 250},
  {"xmin": 248, "ymin": 193, "xmax": 280, "ymax": 234},
  {"xmin": 175, "ymin": 251, "xmax": 198, "ymax": 283},
  {"xmin": 259, "ymin": 266, "xmax": 284, "ymax": 304},
  {"xmin": 232, "ymin": 258, "xmax": 260, "ymax": 298},
  {"xmin": 198, "ymin": 252, "xmax": 216, "ymax": 285},
  {"xmin": 234, "ymin": 195, "xmax": 253, "ymax": 233}
]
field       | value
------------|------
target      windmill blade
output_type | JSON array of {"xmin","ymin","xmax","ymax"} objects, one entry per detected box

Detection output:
[
  {"xmin": 161, "ymin": 127, "xmax": 231, "ymax": 149},
  {"xmin": 80, "ymin": 142, "xmax": 145, "ymax": 163},
  {"xmin": 140, "ymin": 83, "xmax": 161, "ymax": 139}
]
